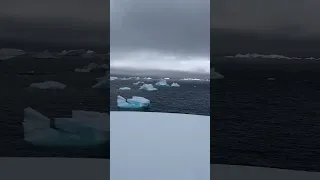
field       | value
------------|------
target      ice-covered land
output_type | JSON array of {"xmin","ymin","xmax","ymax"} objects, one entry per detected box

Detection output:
[
  {"xmin": 180, "ymin": 78, "xmax": 201, "ymax": 81},
  {"xmin": 139, "ymin": 84, "xmax": 158, "ymax": 91},
  {"xmin": 23, "ymin": 107, "xmax": 109, "ymax": 147},
  {"xmin": 33, "ymin": 50, "xmax": 58, "ymax": 59},
  {"xmin": 155, "ymin": 79, "xmax": 170, "ymax": 87},
  {"xmin": 225, "ymin": 53, "xmax": 320, "ymax": 60},
  {"xmin": 117, "ymin": 95, "xmax": 150, "ymax": 109},
  {"xmin": 0, "ymin": 48, "xmax": 25, "ymax": 60},
  {"xmin": 119, "ymin": 87, "xmax": 131, "ymax": 90},
  {"xmin": 29, "ymin": 81, "xmax": 66, "ymax": 89},
  {"xmin": 171, "ymin": 82, "xmax": 180, "ymax": 87}
]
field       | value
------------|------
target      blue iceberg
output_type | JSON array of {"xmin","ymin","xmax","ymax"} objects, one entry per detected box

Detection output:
[
  {"xmin": 155, "ymin": 79, "xmax": 170, "ymax": 87},
  {"xmin": 23, "ymin": 107, "xmax": 109, "ymax": 147},
  {"xmin": 117, "ymin": 95, "xmax": 150, "ymax": 109}
]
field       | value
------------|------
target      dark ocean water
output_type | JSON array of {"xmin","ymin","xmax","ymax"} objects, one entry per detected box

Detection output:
[
  {"xmin": 212, "ymin": 57, "xmax": 320, "ymax": 171},
  {"xmin": 110, "ymin": 77, "xmax": 210, "ymax": 116},
  {"xmin": 0, "ymin": 56, "xmax": 109, "ymax": 159}
]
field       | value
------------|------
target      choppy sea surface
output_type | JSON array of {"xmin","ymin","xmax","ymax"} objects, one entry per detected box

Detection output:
[
  {"xmin": 110, "ymin": 76, "xmax": 210, "ymax": 116},
  {"xmin": 212, "ymin": 57, "xmax": 320, "ymax": 172}
]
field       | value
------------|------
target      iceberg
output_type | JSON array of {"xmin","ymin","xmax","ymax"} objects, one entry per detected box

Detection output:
[
  {"xmin": 29, "ymin": 81, "xmax": 66, "ymax": 89},
  {"xmin": 119, "ymin": 87, "xmax": 131, "ymax": 90},
  {"xmin": 110, "ymin": 76, "xmax": 118, "ymax": 81},
  {"xmin": 23, "ymin": 107, "xmax": 109, "ymax": 147},
  {"xmin": 33, "ymin": 50, "xmax": 58, "ymax": 59},
  {"xmin": 117, "ymin": 95, "xmax": 150, "ymax": 109},
  {"xmin": 139, "ymin": 84, "xmax": 158, "ymax": 91},
  {"xmin": 155, "ymin": 79, "xmax": 170, "ymax": 87},
  {"xmin": 171, "ymin": 82, "xmax": 180, "ymax": 87},
  {"xmin": 0, "ymin": 48, "xmax": 25, "ymax": 60}
]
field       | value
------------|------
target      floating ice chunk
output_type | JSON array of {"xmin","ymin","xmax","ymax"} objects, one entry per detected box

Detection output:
[
  {"xmin": 139, "ymin": 84, "xmax": 158, "ymax": 91},
  {"xmin": 33, "ymin": 50, "xmax": 57, "ymax": 59},
  {"xmin": 29, "ymin": 81, "xmax": 66, "ymax": 89},
  {"xmin": 110, "ymin": 76, "xmax": 118, "ymax": 81},
  {"xmin": 171, "ymin": 82, "xmax": 180, "ymax": 87},
  {"xmin": 23, "ymin": 107, "xmax": 108, "ymax": 147},
  {"xmin": 74, "ymin": 68, "xmax": 90, "ymax": 72},
  {"xmin": 133, "ymin": 81, "xmax": 143, "ymax": 85},
  {"xmin": 144, "ymin": 77, "xmax": 152, "ymax": 80},
  {"xmin": 155, "ymin": 79, "xmax": 170, "ymax": 87},
  {"xmin": 119, "ymin": 87, "xmax": 131, "ymax": 90},
  {"xmin": 117, "ymin": 95, "xmax": 150, "ymax": 109},
  {"xmin": 268, "ymin": 77, "xmax": 275, "ymax": 81}
]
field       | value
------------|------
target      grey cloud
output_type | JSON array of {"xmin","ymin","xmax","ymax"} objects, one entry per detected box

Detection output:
[
  {"xmin": 110, "ymin": 0, "xmax": 210, "ymax": 73},
  {"xmin": 211, "ymin": 0, "xmax": 320, "ymax": 36},
  {"xmin": 0, "ymin": 0, "xmax": 109, "ymax": 51}
]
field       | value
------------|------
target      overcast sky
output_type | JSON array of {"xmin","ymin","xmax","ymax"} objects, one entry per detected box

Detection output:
[
  {"xmin": 211, "ymin": 0, "xmax": 320, "ymax": 55},
  {"xmin": 0, "ymin": 0, "xmax": 109, "ymax": 52},
  {"xmin": 110, "ymin": 0, "xmax": 210, "ymax": 74}
]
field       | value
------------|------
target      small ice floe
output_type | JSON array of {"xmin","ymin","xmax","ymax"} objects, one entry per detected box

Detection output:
[
  {"xmin": 58, "ymin": 49, "xmax": 86, "ymax": 56},
  {"xmin": 81, "ymin": 50, "xmax": 96, "ymax": 58},
  {"xmin": 155, "ymin": 79, "xmax": 170, "ymax": 87},
  {"xmin": 133, "ymin": 81, "xmax": 143, "ymax": 85},
  {"xmin": 110, "ymin": 77, "xmax": 118, "ymax": 81},
  {"xmin": 143, "ymin": 77, "xmax": 152, "ymax": 80},
  {"xmin": 117, "ymin": 95, "xmax": 150, "ymax": 109},
  {"xmin": 74, "ymin": 68, "xmax": 91, "ymax": 73},
  {"xmin": 139, "ymin": 84, "xmax": 158, "ymax": 91},
  {"xmin": 164, "ymin": 78, "xmax": 170, "ymax": 80},
  {"xmin": 23, "ymin": 107, "xmax": 109, "ymax": 147},
  {"xmin": 268, "ymin": 77, "xmax": 275, "ymax": 81},
  {"xmin": 171, "ymin": 82, "xmax": 180, "ymax": 87},
  {"xmin": 29, "ymin": 81, "xmax": 66, "ymax": 90},
  {"xmin": 119, "ymin": 87, "xmax": 131, "ymax": 90},
  {"xmin": 0, "ymin": 48, "xmax": 25, "ymax": 60},
  {"xmin": 33, "ymin": 50, "xmax": 58, "ymax": 59}
]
